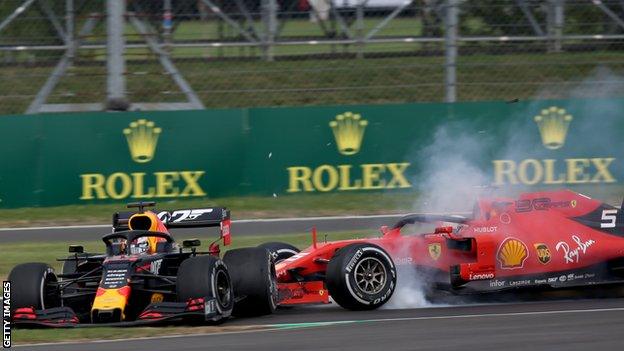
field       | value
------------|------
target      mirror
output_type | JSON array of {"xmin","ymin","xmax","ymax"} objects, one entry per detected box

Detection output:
[
  {"xmin": 183, "ymin": 239, "xmax": 201, "ymax": 248},
  {"xmin": 69, "ymin": 245, "xmax": 84, "ymax": 253}
]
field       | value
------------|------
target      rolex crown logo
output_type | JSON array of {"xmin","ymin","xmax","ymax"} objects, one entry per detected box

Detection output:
[
  {"xmin": 329, "ymin": 112, "xmax": 368, "ymax": 155},
  {"xmin": 123, "ymin": 119, "xmax": 162, "ymax": 163},
  {"xmin": 533, "ymin": 106, "xmax": 573, "ymax": 150}
]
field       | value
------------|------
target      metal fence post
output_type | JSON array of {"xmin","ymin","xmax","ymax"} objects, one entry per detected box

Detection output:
[
  {"xmin": 262, "ymin": 0, "xmax": 277, "ymax": 61},
  {"xmin": 163, "ymin": 0, "xmax": 173, "ymax": 54},
  {"xmin": 66, "ymin": 0, "xmax": 74, "ymax": 56},
  {"xmin": 107, "ymin": 0, "xmax": 127, "ymax": 109},
  {"xmin": 547, "ymin": 0, "xmax": 564, "ymax": 53},
  {"xmin": 356, "ymin": 0, "xmax": 364, "ymax": 59},
  {"xmin": 445, "ymin": 0, "xmax": 458, "ymax": 103}
]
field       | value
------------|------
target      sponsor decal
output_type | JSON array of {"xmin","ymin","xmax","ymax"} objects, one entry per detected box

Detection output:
[
  {"xmin": 548, "ymin": 277, "xmax": 558, "ymax": 283},
  {"xmin": 497, "ymin": 237, "xmax": 529, "ymax": 270},
  {"xmin": 559, "ymin": 275, "xmax": 567, "ymax": 282},
  {"xmin": 516, "ymin": 198, "xmax": 575, "ymax": 212},
  {"xmin": 150, "ymin": 259, "xmax": 163, "ymax": 275},
  {"xmin": 493, "ymin": 107, "xmax": 617, "ymax": 186},
  {"xmin": 500, "ymin": 213, "xmax": 511, "ymax": 224},
  {"xmin": 473, "ymin": 226, "xmax": 497, "ymax": 233},
  {"xmin": 534, "ymin": 243, "xmax": 552, "ymax": 264},
  {"xmin": 80, "ymin": 119, "xmax": 207, "ymax": 201},
  {"xmin": 555, "ymin": 235, "xmax": 596, "ymax": 264},
  {"xmin": 428, "ymin": 243, "xmax": 442, "ymax": 261},
  {"xmin": 534, "ymin": 278, "xmax": 547, "ymax": 284},
  {"xmin": 150, "ymin": 293, "xmax": 164, "ymax": 303},
  {"xmin": 2, "ymin": 281, "xmax": 10, "ymax": 348},
  {"xmin": 508, "ymin": 280, "xmax": 531, "ymax": 286},
  {"xmin": 469, "ymin": 272, "xmax": 495, "ymax": 280},
  {"xmin": 287, "ymin": 112, "xmax": 412, "ymax": 193},
  {"xmin": 395, "ymin": 257, "xmax": 413, "ymax": 265},
  {"xmin": 489, "ymin": 280, "xmax": 505, "ymax": 288},
  {"xmin": 345, "ymin": 250, "xmax": 363, "ymax": 273},
  {"xmin": 329, "ymin": 112, "xmax": 368, "ymax": 156}
]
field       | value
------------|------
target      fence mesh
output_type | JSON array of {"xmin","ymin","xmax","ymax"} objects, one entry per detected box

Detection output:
[{"xmin": 1, "ymin": 0, "xmax": 624, "ymax": 115}]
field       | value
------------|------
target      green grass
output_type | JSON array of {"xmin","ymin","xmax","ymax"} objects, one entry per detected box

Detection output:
[
  {"xmin": 3, "ymin": 48, "xmax": 624, "ymax": 115},
  {"xmin": 0, "ymin": 192, "xmax": 418, "ymax": 227}
]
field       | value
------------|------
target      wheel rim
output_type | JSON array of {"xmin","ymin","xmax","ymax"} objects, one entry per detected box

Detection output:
[
  {"xmin": 354, "ymin": 257, "xmax": 387, "ymax": 294},
  {"xmin": 215, "ymin": 270, "xmax": 231, "ymax": 307}
]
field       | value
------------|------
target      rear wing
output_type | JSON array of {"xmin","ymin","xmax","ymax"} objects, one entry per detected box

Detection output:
[{"xmin": 113, "ymin": 207, "xmax": 232, "ymax": 245}]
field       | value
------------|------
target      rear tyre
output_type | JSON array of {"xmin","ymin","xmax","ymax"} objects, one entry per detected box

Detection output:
[
  {"xmin": 8, "ymin": 263, "xmax": 60, "ymax": 311},
  {"xmin": 224, "ymin": 247, "xmax": 277, "ymax": 317},
  {"xmin": 326, "ymin": 243, "xmax": 396, "ymax": 310},
  {"xmin": 258, "ymin": 242, "xmax": 300, "ymax": 263},
  {"xmin": 177, "ymin": 255, "xmax": 233, "ymax": 323}
]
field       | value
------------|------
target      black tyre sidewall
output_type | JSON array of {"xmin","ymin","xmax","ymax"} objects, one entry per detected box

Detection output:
[
  {"xmin": 8, "ymin": 263, "xmax": 59, "ymax": 311},
  {"xmin": 177, "ymin": 255, "xmax": 234, "ymax": 320},
  {"xmin": 327, "ymin": 244, "xmax": 396, "ymax": 310}
]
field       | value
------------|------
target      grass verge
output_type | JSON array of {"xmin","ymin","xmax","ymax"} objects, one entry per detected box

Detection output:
[{"xmin": 0, "ymin": 192, "xmax": 419, "ymax": 228}]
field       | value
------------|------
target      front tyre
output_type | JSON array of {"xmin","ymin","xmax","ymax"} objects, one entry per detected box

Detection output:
[
  {"xmin": 326, "ymin": 243, "xmax": 396, "ymax": 310},
  {"xmin": 177, "ymin": 255, "xmax": 233, "ymax": 323},
  {"xmin": 224, "ymin": 247, "xmax": 277, "ymax": 317},
  {"xmin": 8, "ymin": 263, "xmax": 61, "ymax": 311}
]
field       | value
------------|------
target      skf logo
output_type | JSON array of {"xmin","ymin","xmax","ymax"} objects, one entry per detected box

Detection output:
[
  {"xmin": 534, "ymin": 106, "xmax": 572, "ymax": 150},
  {"xmin": 123, "ymin": 119, "xmax": 162, "ymax": 163},
  {"xmin": 329, "ymin": 112, "xmax": 368, "ymax": 155},
  {"xmin": 534, "ymin": 243, "xmax": 551, "ymax": 264},
  {"xmin": 497, "ymin": 238, "xmax": 529, "ymax": 269},
  {"xmin": 428, "ymin": 243, "xmax": 441, "ymax": 260}
]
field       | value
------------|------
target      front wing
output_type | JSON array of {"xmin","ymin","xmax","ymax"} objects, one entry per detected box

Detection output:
[{"xmin": 12, "ymin": 297, "xmax": 221, "ymax": 328}]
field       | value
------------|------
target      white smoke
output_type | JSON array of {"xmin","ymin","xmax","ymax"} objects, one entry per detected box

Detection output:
[{"xmin": 384, "ymin": 66, "xmax": 624, "ymax": 309}]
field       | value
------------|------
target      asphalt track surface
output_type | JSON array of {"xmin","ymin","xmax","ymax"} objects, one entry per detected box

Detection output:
[
  {"xmin": 0, "ymin": 214, "xmax": 405, "ymax": 243},
  {"xmin": 14, "ymin": 298, "xmax": 624, "ymax": 351}
]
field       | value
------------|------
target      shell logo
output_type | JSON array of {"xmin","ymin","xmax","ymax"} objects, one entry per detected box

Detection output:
[{"xmin": 497, "ymin": 237, "xmax": 529, "ymax": 269}]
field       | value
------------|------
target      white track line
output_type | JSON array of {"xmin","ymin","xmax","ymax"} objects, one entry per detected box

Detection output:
[{"xmin": 14, "ymin": 306, "xmax": 624, "ymax": 348}]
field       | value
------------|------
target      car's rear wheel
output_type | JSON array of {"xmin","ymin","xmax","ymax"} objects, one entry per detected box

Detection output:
[
  {"xmin": 224, "ymin": 247, "xmax": 277, "ymax": 317},
  {"xmin": 326, "ymin": 243, "xmax": 396, "ymax": 310},
  {"xmin": 8, "ymin": 263, "xmax": 61, "ymax": 311},
  {"xmin": 177, "ymin": 255, "xmax": 233, "ymax": 323},
  {"xmin": 258, "ymin": 242, "xmax": 300, "ymax": 263}
]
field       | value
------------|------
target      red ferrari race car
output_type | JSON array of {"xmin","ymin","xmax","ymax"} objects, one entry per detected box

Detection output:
[
  {"xmin": 8, "ymin": 202, "xmax": 277, "ymax": 327},
  {"xmin": 262, "ymin": 190, "xmax": 624, "ymax": 310}
]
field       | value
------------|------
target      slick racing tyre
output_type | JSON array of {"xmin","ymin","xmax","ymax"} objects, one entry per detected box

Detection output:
[
  {"xmin": 8, "ymin": 263, "xmax": 61, "ymax": 311},
  {"xmin": 326, "ymin": 243, "xmax": 396, "ymax": 310},
  {"xmin": 177, "ymin": 255, "xmax": 234, "ymax": 323},
  {"xmin": 224, "ymin": 247, "xmax": 278, "ymax": 317},
  {"xmin": 258, "ymin": 242, "xmax": 300, "ymax": 263}
]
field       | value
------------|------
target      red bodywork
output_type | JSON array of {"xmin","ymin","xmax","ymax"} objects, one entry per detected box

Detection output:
[{"xmin": 276, "ymin": 190, "xmax": 624, "ymax": 305}]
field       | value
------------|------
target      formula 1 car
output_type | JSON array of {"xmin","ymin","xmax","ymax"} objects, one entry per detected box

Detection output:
[
  {"xmin": 9, "ymin": 202, "xmax": 277, "ymax": 327},
  {"xmin": 262, "ymin": 190, "xmax": 624, "ymax": 310}
]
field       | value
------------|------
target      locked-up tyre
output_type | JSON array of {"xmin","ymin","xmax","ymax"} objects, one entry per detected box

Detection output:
[
  {"xmin": 224, "ymin": 247, "xmax": 278, "ymax": 317},
  {"xmin": 326, "ymin": 243, "xmax": 396, "ymax": 310},
  {"xmin": 8, "ymin": 263, "xmax": 61, "ymax": 311},
  {"xmin": 177, "ymin": 255, "xmax": 233, "ymax": 323},
  {"xmin": 258, "ymin": 242, "xmax": 300, "ymax": 263}
]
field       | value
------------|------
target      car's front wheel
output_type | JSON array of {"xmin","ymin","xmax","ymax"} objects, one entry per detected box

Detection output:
[
  {"xmin": 177, "ymin": 255, "xmax": 233, "ymax": 323},
  {"xmin": 326, "ymin": 243, "xmax": 396, "ymax": 310},
  {"xmin": 8, "ymin": 263, "xmax": 61, "ymax": 311}
]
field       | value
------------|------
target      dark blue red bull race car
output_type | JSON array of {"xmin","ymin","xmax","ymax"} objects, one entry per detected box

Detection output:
[{"xmin": 9, "ymin": 202, "xmax": 277, "ymax": 327}]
